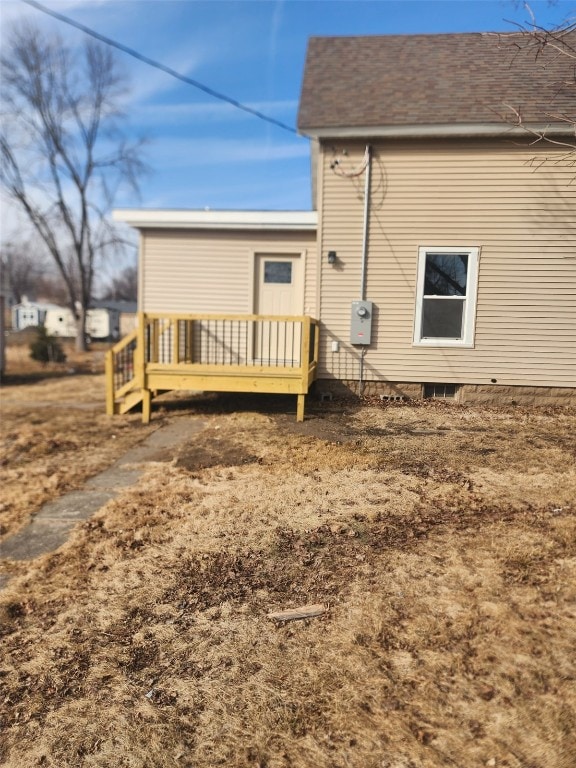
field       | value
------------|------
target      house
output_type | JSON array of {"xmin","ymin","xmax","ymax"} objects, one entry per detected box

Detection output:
[
  {"xmin": 11, "ymin": 297, "xmax": 60, "ymax": 331},
  {"xmin": 92, "ymin": 300, "xmax": 138, "ymax": 337},
  {"xmin": 297, "ymin": 32, "xmax": 576, "ymax": 404},
  {"xmin": 111, "ymin": 211, "xmax": 317, "ymax": 318},
  {"xmin": 107, "ymin": 211, "xmax": 319, "ymax": 421},
  {"xmin": 108, "ymin": 30, "xmax": 575, "ymax": 420}
]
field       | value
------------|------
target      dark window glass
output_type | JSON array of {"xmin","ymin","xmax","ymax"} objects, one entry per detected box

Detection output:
[
  {"xmin": 424, "ymin": 383, "xmax": 458, "ymax": 399},
  {"xmin": 264, "ymin": 261, "xmax": 292, "ymax": 284},
  {"xmin": 422, "ymin": 298, "xmax": 464, "ymax": 338},
  {"xmin": 424, "ymin": 253, "xmax": 468, "ymax": 296}
]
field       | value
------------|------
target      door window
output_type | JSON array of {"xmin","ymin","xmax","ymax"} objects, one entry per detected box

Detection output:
[{"xmin": 264, "ymin": 261, "xmax": 292, "ymax": 284}]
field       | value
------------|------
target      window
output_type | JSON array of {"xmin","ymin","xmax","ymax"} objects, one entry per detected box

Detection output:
[
  {"xmin": 264, "ymin": 261, "xmax": 292, "ymax": 284},
  {"xmin": 413, "ymin": 246, "xmax": 480, "ymax": 347},
  {"xmin": 423, "ymin": 383, "xmax": 458, "ymax": 400}
]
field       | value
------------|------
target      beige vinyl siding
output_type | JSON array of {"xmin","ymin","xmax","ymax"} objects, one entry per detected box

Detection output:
[
  {"xmin": 141, "ymin": 229, "xmax": 318, "ymax": 317},
  {"xmin": 318, "ymin": 139, "xmax": 576, "ymax": 387}
]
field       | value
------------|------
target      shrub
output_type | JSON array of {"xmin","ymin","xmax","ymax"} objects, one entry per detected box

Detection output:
[{"xmin": 29, "ymin": 326, "xmax": 67, "ymax": 364}]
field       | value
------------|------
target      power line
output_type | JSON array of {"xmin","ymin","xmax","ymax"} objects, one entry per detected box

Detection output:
[{"xmin": 21, "ymin": 0, "xmax": 302, "ymax": 137}]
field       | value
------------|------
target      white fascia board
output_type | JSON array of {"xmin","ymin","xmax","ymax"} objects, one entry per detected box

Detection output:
[
  {"xmin": 113, "ymin": 209, "xmax": 318, "ymax": 231},
  {"xmin": 302, "ymin": 121, "xmax": 573, "ymax": 140}
]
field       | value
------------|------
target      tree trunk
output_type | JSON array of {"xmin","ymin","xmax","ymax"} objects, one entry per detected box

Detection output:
[{"xmin": 75, "ymin": 306, "xmax": 87, "ymax": 353}]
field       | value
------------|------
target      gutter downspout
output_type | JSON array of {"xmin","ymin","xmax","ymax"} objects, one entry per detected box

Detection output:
[{"xmin": 359, "ymin": 144, "xmax": 371, "ymax": 394}]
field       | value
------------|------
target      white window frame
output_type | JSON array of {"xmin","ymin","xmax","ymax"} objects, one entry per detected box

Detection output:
[{"xmin": 413, "ymin": 246, "xmax": 480, "ymax": 348}]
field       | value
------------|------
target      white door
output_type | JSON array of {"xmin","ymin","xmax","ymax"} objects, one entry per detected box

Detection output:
[{"xmin": 254, "ymin": 254, "xmax": 303, "ymax": 365}]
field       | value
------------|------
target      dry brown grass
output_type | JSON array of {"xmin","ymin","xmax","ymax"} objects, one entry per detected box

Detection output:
[
  {"xmin": 1, "ymin": 344, "xmax": 157, "ymax": 543},
  {"xmin": 1, "ymin": 365, "xmax": 575, "ymax": 768}
]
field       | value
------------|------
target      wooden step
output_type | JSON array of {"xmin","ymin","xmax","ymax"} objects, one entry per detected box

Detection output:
[{"xmin": 117, "ymin": 388, "xmax": 145, "ymax": 415}]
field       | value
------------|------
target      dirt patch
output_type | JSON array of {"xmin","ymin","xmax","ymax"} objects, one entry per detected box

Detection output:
[
  {"xmin": 175, "ymin": 425, "xmax": 259, "ymax": 471},
  {"xmin": 0, "ymin": 372, "xmax": 575, "ymax": 768}
]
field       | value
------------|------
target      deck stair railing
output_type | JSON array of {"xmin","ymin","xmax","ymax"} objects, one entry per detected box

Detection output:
[
  {"xmin": 105, "ymin": 327, "xmax": 141, "ymax": 416},
  {"xmin": 106, "ymin": 312, "xmax": 319, "ymax": 422}
]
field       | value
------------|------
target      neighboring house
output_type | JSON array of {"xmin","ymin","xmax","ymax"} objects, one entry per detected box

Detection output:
[
  {"xmin": 111, "ymin": 30, "xmax": 575, "ymax": 416},
  {"xmin": 45, "ymin": 306, "xmax": 121, "ymax": 341},
  {"xmin": 92, "ymin": 300, "xmax": 138, "ymax": 337},
  {"xmin": 11, "ymin": 297, "xmax": 60, "ymax": 330}
]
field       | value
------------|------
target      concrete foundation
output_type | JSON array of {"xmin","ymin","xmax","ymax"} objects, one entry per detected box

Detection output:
[{"xmin": 316, "ymin": 379, "xmax": 576, "ymax": 406}]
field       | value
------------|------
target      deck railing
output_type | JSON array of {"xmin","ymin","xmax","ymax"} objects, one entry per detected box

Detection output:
[
  {"xmin": 106, "ymin": 312, "xmax": 319, "ymax": 422},
  {"xmin": 144, "ymin": 314, "xmax": 310, "ymax": 368}
]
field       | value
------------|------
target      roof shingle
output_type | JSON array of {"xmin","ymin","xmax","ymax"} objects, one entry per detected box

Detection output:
[{"xmin": 297, "ymin": 31, "xmax": 575, "ymax": 134}]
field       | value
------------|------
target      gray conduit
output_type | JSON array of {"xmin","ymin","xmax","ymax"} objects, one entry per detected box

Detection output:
[
  {"xmin": 360, "ymin": 145, "xmax": 372, "ymax": 302},
  {"xmin": 359, "ymin": 145, "xmax": 372, "ymax": 394}
]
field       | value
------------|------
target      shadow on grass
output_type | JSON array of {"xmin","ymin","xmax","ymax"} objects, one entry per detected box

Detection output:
[
  {"xmin": 153, "ymin": 390, "xmax": 359, "ymax": 419},
  {"xmin": 1, "ymin": 368, "xmax": 99, "ymax": 386}
]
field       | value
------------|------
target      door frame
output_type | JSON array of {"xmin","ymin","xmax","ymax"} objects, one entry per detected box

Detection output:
[
  {"xmin": 250, "ymin": 250, "xmax": 307, "ymax": 365},
  {"xmin": 251, "ymin": 249, "xmax": 306, "ymax": 317}
]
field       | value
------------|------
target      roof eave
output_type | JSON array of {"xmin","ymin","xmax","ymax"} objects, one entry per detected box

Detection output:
[
  {"xmin": 113, "ymin": 209, "xmax": 318, "ymax": 231},
  {"xmin": 299, "ymin": 122, "xmax": 574, "ymax": 140}
]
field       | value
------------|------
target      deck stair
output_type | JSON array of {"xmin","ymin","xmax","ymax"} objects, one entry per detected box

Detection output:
[{"xmin": 105, "ymin": 328, "xmax": 144, "ymax": 415}]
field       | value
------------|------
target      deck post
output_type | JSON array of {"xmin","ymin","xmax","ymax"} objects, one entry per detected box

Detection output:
[
  {"xmin": 296, "ymin": 317, "xmax": 312, "ymax": 422},
  {"xmin": 137, "ymin": 312, "xmax": 150, "ymax": 423},
  {"xmin": 141, "ymin": 389, "xmax": 152, "ymax": 424},
  {"xmin": 172, "ymin": 318, "xmax": 180, "ymax": 365},
  {"xmin": 300, "ymin": 317, "xmax": 311, "ymax": 386},
  {"xmin": 185, "ymin": 319, "xmax": 193, "ymax": 362},
  {"xmin": 297, "ymin": 394, "xmax": 305, "ymax": 422},
  {"xmin": 105, "ymin": 349, "xmax": 115, "ymax": 416},
  {"xmin": 136, "ymin": 312, "xmax": 146, "ymax": 388}
]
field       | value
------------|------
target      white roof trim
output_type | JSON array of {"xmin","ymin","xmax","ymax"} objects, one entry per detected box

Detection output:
[
  {"xmin": 113, "ymin": 209, "xmax": 318, "ymax": 231},
  {"xmin": 301, "ymin": 122, "xmax": 573, "ymax": 140}
]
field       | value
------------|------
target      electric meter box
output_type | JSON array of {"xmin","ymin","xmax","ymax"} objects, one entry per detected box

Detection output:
[{"xmin": 350, "ymin": 300, "xmax": 373, "ymax": 345}]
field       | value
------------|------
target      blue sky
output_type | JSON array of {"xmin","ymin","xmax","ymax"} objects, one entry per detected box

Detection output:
[{"xmin": 1, "ymin": 0, "xmax": 574, "ymax": 220}]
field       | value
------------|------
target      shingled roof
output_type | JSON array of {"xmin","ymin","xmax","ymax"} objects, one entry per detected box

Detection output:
[{"xmin": 298, "ymin": 31, "xmax": 575, "ymax": 136}]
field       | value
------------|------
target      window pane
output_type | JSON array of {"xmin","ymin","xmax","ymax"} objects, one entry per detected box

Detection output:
[
  {"xmin": 422, "ymin": 298, "xmax": 464, "ymax": 338},
  {"xmin": 424, "ymin": 253, "xmax": 468, "ymax": 296},
  {"xmin": 264, "ymin": 261, "xmax": 292, "ymax": 284}
]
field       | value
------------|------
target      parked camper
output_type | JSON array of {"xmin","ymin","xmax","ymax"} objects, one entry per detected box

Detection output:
[
  {"xmin": 45, "ymin": 306, "xmax": 121, "ymax": 341},
  {"xmin": 45, "ymin": 308, "xmax": 76, "ymax": 338}
]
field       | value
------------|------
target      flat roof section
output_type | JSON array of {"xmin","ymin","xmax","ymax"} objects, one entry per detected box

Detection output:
[{"xmin": 113, "ymin": 209, "xmax": 318, "ymax": 231}]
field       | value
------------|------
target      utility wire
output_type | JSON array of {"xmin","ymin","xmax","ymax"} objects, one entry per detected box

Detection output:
[{"xmin": 22, "ymin": 0, "xmax": 302, "ymax": 137}]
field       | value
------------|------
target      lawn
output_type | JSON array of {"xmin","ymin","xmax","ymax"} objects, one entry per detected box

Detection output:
[{"xmin": 1, "ymin": 355, "xmax": 575, "ymax": 768}]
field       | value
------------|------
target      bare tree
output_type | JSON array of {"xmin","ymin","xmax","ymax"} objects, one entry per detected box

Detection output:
[
  {"xmin": 100, "ymin": 263, "xmax": 138, "ymax": 303},
  {"xmin": 504, "ymin": 12, "xmax": 576, "ymax": 163},
  {"xmin": 0, "ymin": 23, "xmax": 145, "ymax": 350},
  {"xmin": 0, "ymin": 239, "xmax": 47, "ymax": 304}
]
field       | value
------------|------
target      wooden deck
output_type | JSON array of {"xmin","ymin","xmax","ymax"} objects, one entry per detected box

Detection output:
[{"xmin": 105, "ymin": 312, "xmax": 319, "ymax": 422}]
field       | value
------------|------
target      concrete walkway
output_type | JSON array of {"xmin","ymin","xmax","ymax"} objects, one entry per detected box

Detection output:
[{"xmin": 0, "ymin": 418, "xmax": 205, "ymax": 568}]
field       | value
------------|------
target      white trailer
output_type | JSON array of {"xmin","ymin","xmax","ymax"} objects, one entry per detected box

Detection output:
[{"xmin": 45, "ymin": 307, "xmax": 121, "ymax": 341}]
